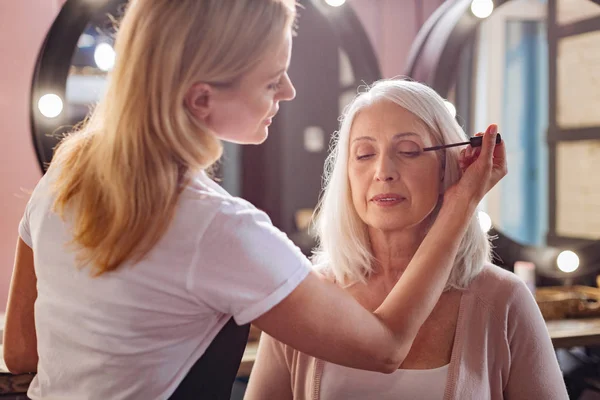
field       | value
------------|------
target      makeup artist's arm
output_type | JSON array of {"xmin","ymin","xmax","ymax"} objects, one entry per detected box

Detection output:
[{"xmin": 4, "ymin": 238, "xmax": 38, "ymax": 374}]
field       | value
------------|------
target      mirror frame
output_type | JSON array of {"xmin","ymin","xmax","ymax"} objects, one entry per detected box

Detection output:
[{"xmin": 30, "ymin": 0, "xmax": 123, "ymax": 173}]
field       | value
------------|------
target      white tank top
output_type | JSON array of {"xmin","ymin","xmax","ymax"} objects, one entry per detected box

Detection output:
[{"xmin": 319, "ymin": 362, "xmax": 449, "ymax": 400}]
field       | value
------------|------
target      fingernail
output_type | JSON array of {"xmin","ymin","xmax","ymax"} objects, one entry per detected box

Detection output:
[{"xmin": 490, "ymin": 124, "xmax": 498, "ymax": 136}]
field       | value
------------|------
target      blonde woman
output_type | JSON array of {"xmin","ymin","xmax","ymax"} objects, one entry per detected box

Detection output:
[
  {"xmin": 245, "ymin": 80, "xmax": 568, "ymax": 400},
  {"xmin": 4, "ymin": 1, "xmax": 506, "ymax": 399}
]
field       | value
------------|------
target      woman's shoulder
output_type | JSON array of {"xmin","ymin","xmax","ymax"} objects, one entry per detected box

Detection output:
[
  {"xmin": 22, "ymin": 164, "xmax": 62, "ymax": 212},
  {"xmin": 469, "ymin": 263, "xmax": 524, "ymax": 289},
  {"xmin": 258, "ymin": 330, "xmax": 318, "ymax": 377},
  {"xmin": 312, "ymin": 262, "xmax": 335, "ymax": 280},
  {"xmin": 464, "ymin": 263, "xmax": 533, "ymax": 314},
  {"xmin": 181, "ymin": 172, "xmax": 265, "ymax": 221}
]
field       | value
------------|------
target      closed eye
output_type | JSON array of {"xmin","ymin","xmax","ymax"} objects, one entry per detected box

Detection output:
[
  {"xmin": 268, "ymin": 82, "xmax": 282, "ymax": 91},
  {"xmin": 397, "ymin": 140, "xmax": 422, "ymax": 157},
  {"xmin": 268, "ymin": 76, "xmax": 284, "ymax": 91},
  {"xmin": 356, "ymin": 154, "xmax": 374, "ymax": 160},
  {"xmin": 398, "ymin": 151, "xmax": 421, "ymax": 157}
]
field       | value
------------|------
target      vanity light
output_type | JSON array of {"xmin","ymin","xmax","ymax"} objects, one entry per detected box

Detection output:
[
  {"xmin": 557, "ymin": 250, "xmax": 579, "ymax": 273},
  {"xmin": 470, "ymin": 0, "xmax": 494, "ymax": 19},
  {"xmin": 38, "ymin": 94, "xmax": 63, "ymax": 118}
]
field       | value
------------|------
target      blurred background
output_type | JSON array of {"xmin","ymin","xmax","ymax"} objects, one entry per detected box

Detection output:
[{"xmin": 2, "ymin": 0, "xmax": 600, "ymax": 398}]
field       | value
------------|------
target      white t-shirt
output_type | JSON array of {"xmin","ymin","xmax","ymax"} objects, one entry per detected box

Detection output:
[
  {"xmin": 320, "ymin": 362, "xmax": 449, "ymax": 399},
  {"xmin": 18, "ymin": 169, "xmax": 311, "ymax": 400}
]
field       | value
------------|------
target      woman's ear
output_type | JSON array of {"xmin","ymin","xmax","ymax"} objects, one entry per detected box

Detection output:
[{"xmin": 184, "ymin": 83, "xmax": 213, "ymax": 122}]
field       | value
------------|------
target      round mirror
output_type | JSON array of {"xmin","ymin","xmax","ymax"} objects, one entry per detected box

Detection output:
[{"xmin": 30, "ymin": 0, "xmax": 123, "ymax": 172}]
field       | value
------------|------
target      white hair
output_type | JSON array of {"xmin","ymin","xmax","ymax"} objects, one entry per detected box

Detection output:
[{"xmin": 311, "ymin": 78, "xmax": 492, "ymax": 290}]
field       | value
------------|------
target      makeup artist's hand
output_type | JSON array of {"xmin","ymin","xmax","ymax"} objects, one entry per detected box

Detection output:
[{"xmin": 445, "ymin": 124, "xmax": 507, "ymax": 208}]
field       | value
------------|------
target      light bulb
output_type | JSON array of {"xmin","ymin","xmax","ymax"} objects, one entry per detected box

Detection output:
[
  {"xmin": 557, "ymin": 250, "xmax": 579, "ymax": 273},
  {"xmin": 325, "ymin": 0, "xmax": 346, "ymax": 6},
  {"xmin": 38, "ymin": 94, "xmax": 63, "ymax": 118},
  {"xmin": 94, "ymin": 43, "xmax": 116, "ymax": 72},
  {"xmin": 471, "ymin": 0, "xmax": 494, "ymax": 19},
  {"xmin": 478, "ymin": 211, "xmax": 492, "ymax": 233}
]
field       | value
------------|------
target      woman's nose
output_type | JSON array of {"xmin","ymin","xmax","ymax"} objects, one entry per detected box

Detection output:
[
  {"xmin": 375, "ymin": 155, "xmax": 399, "ymax": 182},
  {"xmin": 279, "ymin": 73, "xmax": 296, "ymax": 101}
]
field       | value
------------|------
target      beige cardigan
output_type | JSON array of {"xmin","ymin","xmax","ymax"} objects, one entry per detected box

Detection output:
[{"xmin": 250, "ymin": 264, "xmax": 569, "ymax": 400}]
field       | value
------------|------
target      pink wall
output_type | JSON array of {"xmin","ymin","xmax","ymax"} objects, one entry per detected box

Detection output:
[
  {"xmin": 0, "ymin": 0, "xmax": 443, "ymax": 312},
  {"xmin": 0, "ymin": 1, "xmax": 65, "ymax": 311},
  {"xmin": 350, "ymin": 0, "xmax": 444, "ymax": 78}
]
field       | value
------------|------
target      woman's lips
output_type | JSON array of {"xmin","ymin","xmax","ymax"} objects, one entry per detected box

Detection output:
[{"xmin": 371, "ymin": 194, "xmax": 406, "ymax": 207}]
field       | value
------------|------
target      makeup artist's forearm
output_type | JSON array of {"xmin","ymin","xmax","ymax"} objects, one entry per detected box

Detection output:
[
  {"xmin": 4, "ymin": 239, "xmax": 39, "ymax": 374},
  {"xmin": 254, "ymin": 272, "xmax": 405, "ymax": 373},
  {"xmin": 374, "ymin": 200, "xmax": 474, "ymax": 342}
]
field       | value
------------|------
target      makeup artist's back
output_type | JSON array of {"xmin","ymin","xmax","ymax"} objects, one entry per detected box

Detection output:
[{"xmin": 18, "ymin": 168, "xmax": 309, "ymax": 399}]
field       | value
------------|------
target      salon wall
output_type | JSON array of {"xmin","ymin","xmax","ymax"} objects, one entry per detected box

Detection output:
[
  {"xmin": 0, "ymin": 0, "xmax": 443, "ymax": 313},
  {"xmin": 350, "ymin": 0, "xmax": 444, "ymax": 78},
  {"xmin": 0, "ymin": 0, "xmax": 67, "ymax": 312}
]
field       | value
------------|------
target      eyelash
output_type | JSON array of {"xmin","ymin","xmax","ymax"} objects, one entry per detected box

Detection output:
[
  {"xmin": 399, "ymin": 151, "xmax": 421, "ymax": 157},
  {"xmin": 268, "ymin": 78, "xmax": 283, "ymax": 91}
]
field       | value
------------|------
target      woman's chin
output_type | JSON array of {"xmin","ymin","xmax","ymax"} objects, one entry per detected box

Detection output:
[
  {"xmin": 250, "ymin": 127, "xmax": 269, "ymax": 144},
  {"xmin": 216, "ymin": 127, "xmax": 269, "ymax": 145},
  {"xmin": 367, "ymin": 217, "xmax": 430, "ymax": 235}
]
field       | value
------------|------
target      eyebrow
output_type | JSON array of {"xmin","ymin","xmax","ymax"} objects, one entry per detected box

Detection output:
[{"xmin": 351, "ymin": 132, "xmax": 420, "ymax": 143}]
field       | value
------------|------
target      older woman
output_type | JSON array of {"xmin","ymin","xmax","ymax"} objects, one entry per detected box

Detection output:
[{"xmin": 244, "ymin": 79, "xmax": 568, "ymax": 400}]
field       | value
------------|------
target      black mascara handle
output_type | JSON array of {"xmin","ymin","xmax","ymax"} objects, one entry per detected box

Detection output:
[{"xmin": 469, "ymin": 133, "xmax": 502, "ymax": 148}]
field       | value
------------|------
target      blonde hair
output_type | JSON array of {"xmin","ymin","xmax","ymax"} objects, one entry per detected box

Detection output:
[
  {"xmin": 50, "ymin": 0, "xmax": 297, "ymax": 275},
  {"xmin": 312, "ymin": 78, "xmax": 492, "ymax": 290}
]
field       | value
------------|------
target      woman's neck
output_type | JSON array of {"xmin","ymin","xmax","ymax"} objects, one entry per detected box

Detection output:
[{"xmin": 368, "ymin": 225, "xmax": 428, "ymax": 283}]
